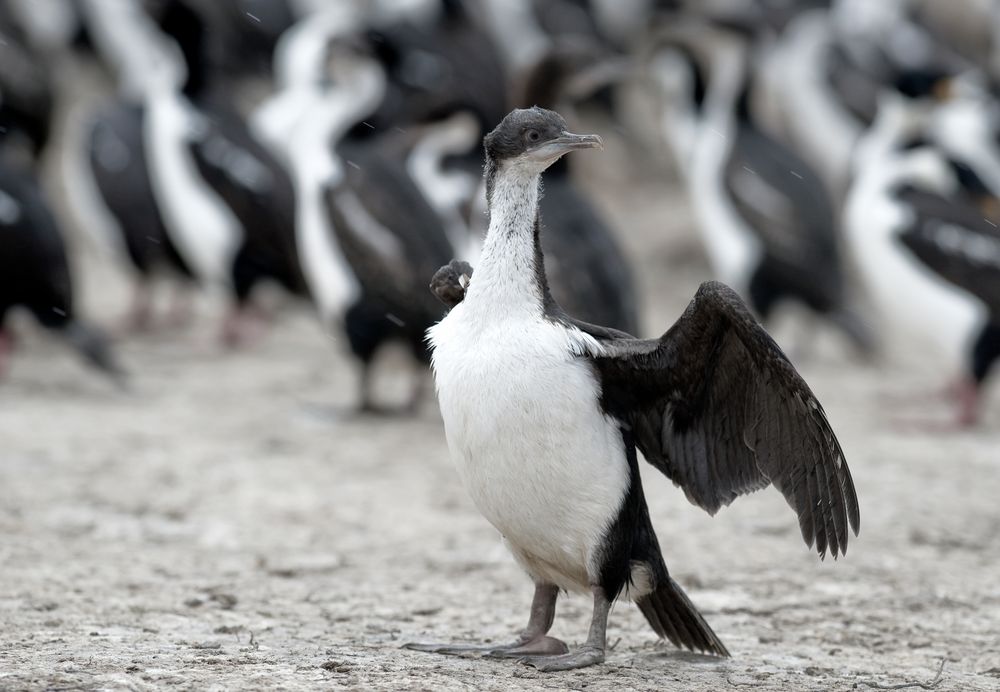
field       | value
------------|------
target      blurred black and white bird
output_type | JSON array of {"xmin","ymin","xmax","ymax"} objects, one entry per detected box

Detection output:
[
  {"xmin": 847, "ymin": 84, "xmax": 1000, "ymax": 426},
  {"xmin": 72, "ymin": 0, "xmax": 306, "ymax": 342},
  {"xmin": 0, "ymin": 159, "xmax": 123, "ymax": 382},
  {"xmin": 256, "ymin": 5, "xmax": 464, "ymax": 413},
  {"xmin": 648, "ymin": 17, "xmax": 873, "ymax": 354}
]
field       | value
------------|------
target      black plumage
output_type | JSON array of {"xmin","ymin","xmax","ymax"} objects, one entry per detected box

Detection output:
[
  {"xmin": 538, "ymin": 171, "xmax": 640, "ymax": 334},
  {"xmin": 156, "ymin": 0, "xmax": 307, "ymax": 307},
  {"xmin": 896, "ymin": 185, "xmax": 1000, "ymax": 312},
  {"xmin": 570, "ymin": 282, "xmax": 859, "ymax": 559},
  {"xmin": 88, "ymin": 102, "xmax": 194, "ymax": 281},
  {"xmin": 598, "ymin": 428, "xmax": 730, "ymax": 656},
  {"xmin": 188, "ymin": 105, "xmax": 306, "ymax": 303},
  {"xmin": 727, "ymin": 101, "xmax": 841, "ymax": 315},
  {"xmin": 727, "ymin": 86, "xmax": 871, "ymax": 350},
  {"xmin": 895, "ymin": 183, "xmax": 1000, "ymax": 387},
  {"xmin": 361, "ymin": 0, "xmax": 508, "ymax": 136},
  {"xmin": 0, "ymin": 161, "xmax": 122, "ymax": 379},
  {"xmin": 0, "ymin": 23, "xmax": 54, "ymax": 159},
  {"xmin": 325, "ymin": 135, "xmax": 454, "ymax": 409}
]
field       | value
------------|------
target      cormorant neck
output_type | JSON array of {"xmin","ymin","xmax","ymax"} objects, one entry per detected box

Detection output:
[{"xmin": 467, "ymin": 159, "xmax": 548, "ymax": 314}]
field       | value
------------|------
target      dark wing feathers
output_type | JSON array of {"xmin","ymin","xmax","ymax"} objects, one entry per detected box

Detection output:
[
  {"xmin": 428, "ymin": 259, "xmax": 859, "ymax": 558},
  {"xmin": 896, "ymin": 186, "xmax": 1000, "ymax": 313},
  {"xmin": 586, "ymin": 281, "xmax": 859, "ymax": 558}
]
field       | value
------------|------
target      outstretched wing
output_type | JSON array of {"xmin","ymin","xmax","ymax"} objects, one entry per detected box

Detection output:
[
  {"xmin": 425, "ymin": 263, "xmax": 859, "ymax": 558},
  {"xmin": 585, "ymin": 281, "xmax": 859, "ymax": 558}
]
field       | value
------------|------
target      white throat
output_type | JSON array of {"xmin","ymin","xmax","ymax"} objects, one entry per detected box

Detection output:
[{"xmin": 463, "ymin": 164, "xmax": 543, "ymax": 317}]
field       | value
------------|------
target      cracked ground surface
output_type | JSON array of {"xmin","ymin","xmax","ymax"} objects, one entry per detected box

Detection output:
[{"xmin": 2, "ymin": 103, "xmax": 1000, "ymax": 691}]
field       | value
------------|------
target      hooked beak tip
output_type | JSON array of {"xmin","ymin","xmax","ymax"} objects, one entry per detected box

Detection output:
[{"xmin": 555, "ymin": 132, "xmax": 604, "ymax": 151}]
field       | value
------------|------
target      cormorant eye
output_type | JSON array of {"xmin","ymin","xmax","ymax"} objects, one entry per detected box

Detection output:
[{"xmin": 525, "ymin": 129, "xmax": 541, "ymax": 143}]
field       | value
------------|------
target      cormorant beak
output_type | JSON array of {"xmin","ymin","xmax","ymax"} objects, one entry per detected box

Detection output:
[{"xmin": 528, "ymin": 132, "xmax": 604, "ymax": 163}]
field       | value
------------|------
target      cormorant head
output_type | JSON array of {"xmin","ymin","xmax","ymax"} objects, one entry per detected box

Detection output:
[{"xmin": 483, "ymin": 107, "xmax": 602, "ymax": 175}]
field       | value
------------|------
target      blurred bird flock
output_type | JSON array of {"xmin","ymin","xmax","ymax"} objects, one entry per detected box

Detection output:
[{"xmin": 3, "ymin": 0, "xmax": 1000, "ymax": 689}]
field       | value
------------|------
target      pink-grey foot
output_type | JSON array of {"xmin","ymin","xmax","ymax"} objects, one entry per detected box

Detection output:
[
  {"xmin": 518, "ymin": 586, "xmax": 610, "ymax": 672},
  {"xmin": 403, "ymin": 583, "xmax": 568, "ymax": 659}
]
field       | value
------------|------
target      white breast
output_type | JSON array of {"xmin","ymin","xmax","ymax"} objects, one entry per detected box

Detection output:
[
  {"xmin": 775, "ymin": 10, "xmax": 863, "ymax": 197},
  {"xmin": 429, "ymin": 307, "xmax": 629, "ymax": 592},
  {"xmin": 845, "ymin": 153, "xmax": 985, "ymax": 363},
  {"xmin": 145, "ymin": 93, "xmax": 242, "ymax": 285}
]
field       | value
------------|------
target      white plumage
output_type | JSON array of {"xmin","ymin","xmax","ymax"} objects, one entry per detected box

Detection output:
[
  {"xmin": 428, "ymin": 164, "xmax": 629, "ymax": 594},
  {"xmin": 846, "ymin": 136, "xmax": 985, "ymax": 364}
]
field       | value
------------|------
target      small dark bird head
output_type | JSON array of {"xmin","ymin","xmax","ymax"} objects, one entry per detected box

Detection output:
[
  {"xmin": 483, "ymin": 107, "xmax": 603, "ymax": 173},
  {"xmin": 429, "ymin": 259, "xmax": 474, "ymax": 309}
]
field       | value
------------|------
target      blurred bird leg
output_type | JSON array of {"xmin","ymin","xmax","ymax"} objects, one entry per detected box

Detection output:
[
  {"xmin": 952, "ymin": 378, "xmax": 981, "ymax": 428},
  {"xmin": 357, "ymin": 362, "xmax": 380, "ymax": 416},
  {"xmin": 889, "ymin": 379, "xmax": 981, "ymax": 431},
  {"xmin": 164, "ymin": 285, "xmax": 195, "ymax": 329},
  {"xmin": 121, "ymin": 281, "xmax": 154, "ymax": 334},
  {"xmin": 220, "ymin": 303, "xmax": 269, "ymax": 349},
  {"xmin": 0, "ymin": 329, "xmax": 13, "ymax": 378},
  {"xmin": 403, "ymin": 583, "xmax": 569, "ymax": 658}
]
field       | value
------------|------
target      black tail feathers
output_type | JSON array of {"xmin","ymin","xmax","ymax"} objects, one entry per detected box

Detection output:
[{"xmin": 636, "ymin": 576, "xmax": 730, "ymax": 657}]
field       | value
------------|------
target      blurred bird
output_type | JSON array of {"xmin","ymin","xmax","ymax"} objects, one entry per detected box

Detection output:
[
  {"xmin": 79, "ymin": 100, "xmax": 197, "ymax": 331},
  {"xmin": 73, "ymin": 0, "xmax": 306, "ymax": 342},
  {"xmin": 847, "ymin": 83, "xmax": 1000, "ymax": 426},
  {"xmin": 257, "ymin": 8, "xmax": 459, "ymax": 413},
  {"xmin": 649, "ymin": 18, "xmax": 874, "ymax": 355},
  {"xmin": 409, "ymin": 107, "xmax": 859, "ymax": 670},
  {"xmin": 0, "ymin": 159, "xmax": 123, "ymax": 382},
  {"xmin": 0, "ymin": 17, "xmax": 55, "ymax": 162}
]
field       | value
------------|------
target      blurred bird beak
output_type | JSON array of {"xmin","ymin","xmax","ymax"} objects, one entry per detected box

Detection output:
[{"xmin": 528, "ymin": 132, "xmax": 604, "ymax": 163}]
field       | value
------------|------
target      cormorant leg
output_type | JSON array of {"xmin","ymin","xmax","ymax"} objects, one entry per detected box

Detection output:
[
  {"xmin": 403, "ymin": 582, "xmax": 568, "ymax": 657},
  {"xmin": 953, "ymin": 378, "xmax": 981, "ymax": 428},
  {"xmin": 357, "ymin": 361, "xmax": 383, "ymax": 415},
  {"xmin": 888, "ymin": 377, "xmax": 983, "ymax": 431},
  {"xmin": 519, "ymin": 586, "xmax": 610, "ymax": 672},
  {"xmin": 164, "ymin": 284, "xmax": 195, "ymax": 328},
  {"xmin": 122, "ymin": 280, "xmax": 153, "ymax": 333},
  {"xmin": 220, "ymin": 303, "xmax": 265, "ymax": 349},
  {"xmin": 0, "ymin": 328, "xmax": 12, "ymax": 377}
]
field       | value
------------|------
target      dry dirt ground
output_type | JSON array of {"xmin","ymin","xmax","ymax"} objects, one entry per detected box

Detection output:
[{"xmin": 3, "ymin": 102, "xmax": 1000, "ymax": 691}]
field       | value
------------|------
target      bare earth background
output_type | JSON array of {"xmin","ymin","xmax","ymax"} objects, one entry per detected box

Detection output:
[{"xmin": 2, "ymin": 77, "xmax": 1000, "ymax": 691}]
